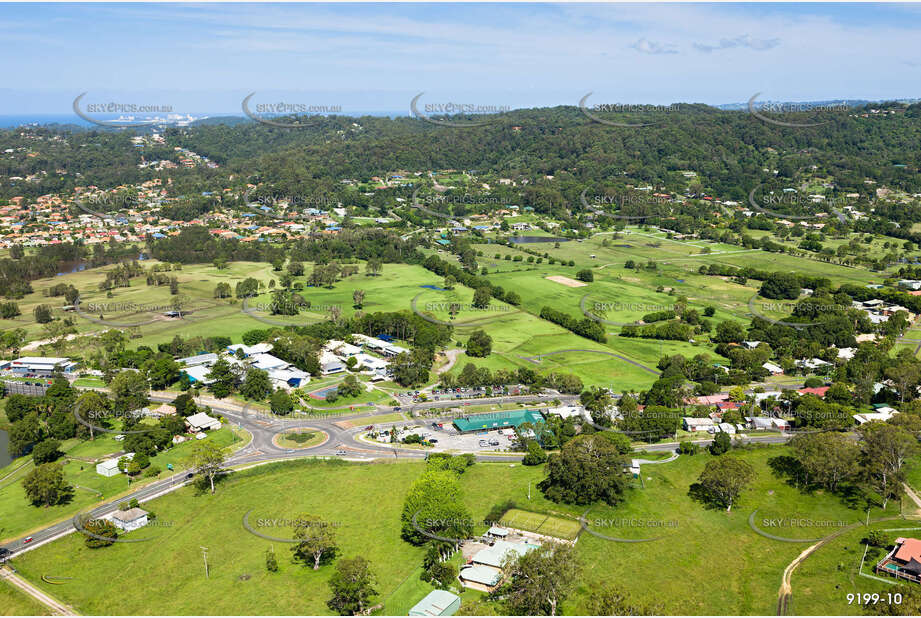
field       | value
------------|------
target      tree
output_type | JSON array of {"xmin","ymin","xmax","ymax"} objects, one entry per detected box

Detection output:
[
  {"xmin": 207, "ymin": 358, "xmax": 238, "ymax": 398},
  {"xmin": 82, "ymin": 517, "xmax": 118, "ymax": 548},
  {"xmin": 0, "ymin": 301, "xmax": 21, "ymax": 318},
  {"xmin": 502, "ymin": 543, "xmax": 579, "ymax": 616},
  {"xmin": 287, "ymin": 261, "xmax": 305, "ymax": 277},
  {"xmin": 466, "ymin": 329, "xmax": 492, "ymax": 357},
  {"xmin": 270, "ymin": 389, "xmax": 294, "ymax": 415},
  {"xmin": 697, "ymin": 456, "xmax": 754, "ymax": 512},
  {"xmin": 33, "ymin": 304, "xmax": 53, "ymax": 324},
  {"xmin": 789, "ymin": 432, "xmax": 859, "ymax": 491},
  {"xmin": 538, "ymin": 434, "xmax": 629, "ymax": 506},
  {"xmin": 522, "ymin": 440, "xmax": 548, "ymax": 465},
  {"xmin": 187, "ymin": 441, "xmax": 226, "ymax": 494},
  {"xmin": 759, "ymin": 272, "xmax": 801, "ymax": 300},
  {"xmin": 241, "ymin": 368, "xmax": 272, "ymax": 400},
  {"xmin": 401, "ymin": 469, "xmax": 472, "ymax": 545},
  {"xmin": 9, "ymin": 411, "xmax": 43, "ymax": 456},
  {"xmin": 859, "ymin": 423, "xmax": 918, "ymax": 508},
  {"xmin": 575, "ymin": 269, "xmax": 594, "ymax": 282},
  {"xmin": 444, "ymin": 274, "xmax": 456, "ymax": 290},
  {"xmin": 327, "ymin": 556, "xmax": 378, "ymax": 616},
  {"xmin": 22, "ymin": 462, "xmax": 72, "ymax": 506},
  {"xmin": 213, "ymin": 282, "xmax": 232, "ymax": 298},
  {"xmin": 713, "ymin": 320, "xmax": 745, "ymax": 344},
  {"xmin": 109, "ymin": 370, "xmax": 149, "ymax": 413},
  {"xmin": 709, "ymin": 431, "xmax": 732, "ymax": 455},
  {"xmin": 292, "ymin": 514, "xmax": 339, "ymax": 569},
  {"xmin": 32, "ymin": 438, "xmax": 63, "ymax": 464},
  {"xmin": 265, "ymin": 547, "xmax": 278, "ymax": 572},
  {"xmin": 365, "ymin": 259, "xmax": 383, "ymax": 277},
  {"xmin": 472, "ymin": 287, "xmax": 491, "ymax": 309},
  {"xmin": 145, "ymin": 356, "xmax": 181, "ymax": 390},
  {"xmin": 352, "ymin": 289, "xmax": 365, "ymax": 309}
]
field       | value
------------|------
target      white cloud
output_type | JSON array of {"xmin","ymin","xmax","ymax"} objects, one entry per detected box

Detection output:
[
  {"xmin": 693, "ymin": 34, "xmax": 781, "ymax": 53},
  {"xmin": 630, "ymin": 38, "xmax": 679, "ymax": 55}
]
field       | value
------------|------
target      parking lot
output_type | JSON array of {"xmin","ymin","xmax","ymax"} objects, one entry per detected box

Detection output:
[{"xmin": 367, "ymin": 422, "xmax": 521, "ymax": 453}]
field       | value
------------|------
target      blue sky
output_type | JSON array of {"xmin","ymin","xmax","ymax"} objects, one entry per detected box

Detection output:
[{"xmin": 1, "ymin": 2, "xmax": 919, "ymax": 115}]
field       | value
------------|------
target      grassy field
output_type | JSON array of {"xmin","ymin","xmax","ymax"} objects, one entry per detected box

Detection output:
[
  {"xmin": 499, "ymin": 508, "xmax": 582, "ymax": 540},
  {"xmin": 9, "ymin": 446, "xmax": 914, "ymax": 615},
  {"xmin": 0, "ymin": 427, "xmax": 240, "ymax": 543},
  {"xmin": 0, "ymin": 578, "xmax": 47, "ymax": 616}
]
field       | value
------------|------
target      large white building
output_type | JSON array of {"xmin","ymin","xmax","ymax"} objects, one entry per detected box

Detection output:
[{"xmin": 7, "ymin": 356, "xmax": 79, "ymax": 376}]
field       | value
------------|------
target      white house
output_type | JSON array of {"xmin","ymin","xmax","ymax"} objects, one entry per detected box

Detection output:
[
  {"xmin": 854, "ymin": 407, "xmax": 899, "ymax": 425},
  {"xmin": 762, "ymin": 362, "xmax": 784, "ymax": 375},
  {"xmin": 186, "ymin": 412, "xmax": 221, "ymax": 432},
  {"xmin": 547, "ymin": 405, "xmax": 591, "ymax": 422},
  {"xmin": 352, "ymin": 353, "xmax": 389, "ymax": 379},
  {"xmin": 96, "ymin": 452, "xmax": 134, "ymax": 477},
  {"xmin": 96, "ymin": 458, "xmax": 121, "ymax": 477},
  {"xmin": 683, "ymin": 417, "xmax": 715, "ymax": 432},
  {"xmin": 226, "ymin": 343, "xmax": 273, "ymax": 357},
  {"xmin": 250, "ymin": 353, "xmax": 288, "ymax": 371},
  {"xmin": 182, "ymin": 365, "xmax": 214, "ymax": 385},
  {"xmin": 320, "ymin": 351, "xmax": 346, "ymax": 375},
  {"xmin": 323, "ymin": 340, "xmax": 362, "ymax": 358},
  {"xmin": 111, "ymin": 507, "xmax": 149, "ymax": 532},
  {"xmin": 267, "ymin": 366, "xmax": 311, "ymax": 390},
  {"xmin": 177, "ymin": 353, "xmax": 218, "ymax": 367}
]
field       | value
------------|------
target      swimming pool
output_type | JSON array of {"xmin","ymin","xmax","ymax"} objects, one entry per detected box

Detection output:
[{"xmin": 309, "ymin": 386, "xmax": 339, "ymax": 400}]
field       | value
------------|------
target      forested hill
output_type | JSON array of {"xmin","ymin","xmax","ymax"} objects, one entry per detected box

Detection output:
[{"xmin": 2, "ymin": 101, "xmax": 920, "ymax": 203}]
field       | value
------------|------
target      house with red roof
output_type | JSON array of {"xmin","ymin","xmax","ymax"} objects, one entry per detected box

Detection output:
[
  {"xmin": 797, "ymin": 386, "xmax": 829, "ymax": 398},
  {"xmin": 876, "ymin": 537, "xmax": 921, "ymax": 583}
]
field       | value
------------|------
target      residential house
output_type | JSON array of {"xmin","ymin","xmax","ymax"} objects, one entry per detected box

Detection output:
[
  {"xmin": 112, "ymin": 508, "xmax": 149, "ymax": 532},
  {"xmin": 409, "ymin": 590, "xmax": 461, "ymax": 617},
  {"xmin": 186, "ymin": 412, "xmax": 221, "ymax": 432}
]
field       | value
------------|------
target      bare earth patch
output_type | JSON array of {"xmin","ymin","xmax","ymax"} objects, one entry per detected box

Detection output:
[{"xmin": 545, "ymin": 275, "xmax": 586, "ymax": 288}]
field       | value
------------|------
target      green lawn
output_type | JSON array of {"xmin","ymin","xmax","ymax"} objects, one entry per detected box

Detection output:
[
  {"xmin": 0, "ymin": 427, "xmax": 240, "ymax": 543},
  {"xmin": 0, "ymin": 578, "xmax": 47, "ymax": 616},
  {"xmin": 499, "ymin": 508, "xmax": 582, "ymax": 540},
  {"xmin": 9, "ymin": 445, "xmax": 910, "ymax": 615}
]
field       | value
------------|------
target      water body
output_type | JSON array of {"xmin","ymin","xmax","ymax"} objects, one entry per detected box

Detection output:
[
  {"xmin": 55, "ymin": 254, "xmax": 146, "ymax": 276},
  {"xmin": 0, "ymin": 429, "xmax": 12, "ymax": 468},
  {"xmin": 508, "ymin": 236, "xmax": 571, "ymax": 244}
]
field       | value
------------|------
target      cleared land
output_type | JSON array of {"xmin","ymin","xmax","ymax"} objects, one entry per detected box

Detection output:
[
  {"xmin": 499, "ymin": 508, "xmax": 582, "ymax": 540},
  {"xmin": 10, "ymin": 446, "xmax": 912, "ymax": 616}
]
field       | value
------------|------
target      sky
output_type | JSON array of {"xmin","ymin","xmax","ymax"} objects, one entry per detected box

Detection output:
[{"xmin": 1, "ymin": 2, "xmax": 919, "ymax": 116}]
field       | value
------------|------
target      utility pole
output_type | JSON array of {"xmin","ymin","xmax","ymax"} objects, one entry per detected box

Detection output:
[
  {"xmin": 201, "ymin": 546, "xmax": 209, "ymax": 579},
  {"xmin": 528, "ymin": 481, "xmax": 531, "ymax": 500}
]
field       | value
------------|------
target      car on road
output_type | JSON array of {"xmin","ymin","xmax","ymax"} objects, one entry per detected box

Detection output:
[
  {"xmin": 23, "ymin": 536, "xmax": 33, "ymax": 544},
  {"xmin": 488, "ymin": 439, "xmax": 500, "ymax": 446},
  {"xmin": 336, "ymin": 450, "xmax": 347, "ymax": 456}
]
